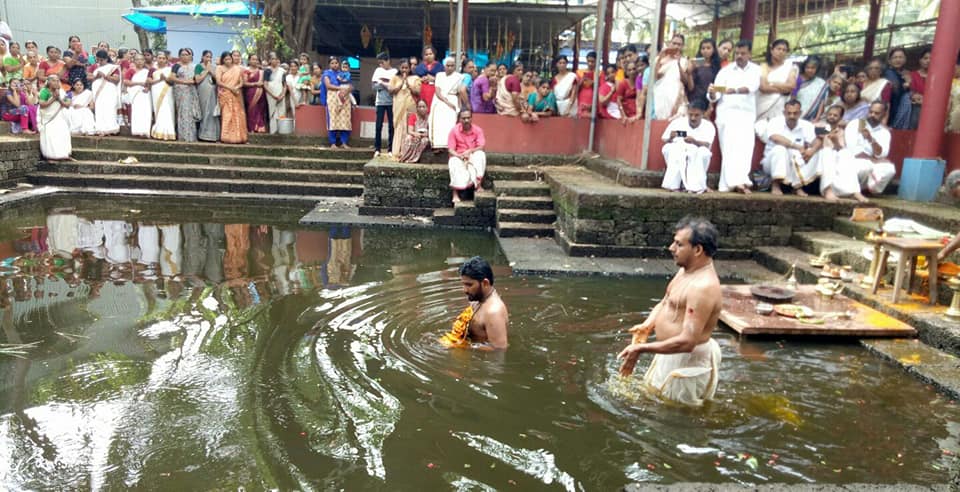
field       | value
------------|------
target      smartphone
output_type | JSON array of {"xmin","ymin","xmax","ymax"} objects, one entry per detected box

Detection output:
[
  {"xmin": 676, "ymin": 130, "xmax": 687, "ymax": 137},
  {"xmin": 859, "ymin": 118, "xmax": 866, "ymax": 131}
]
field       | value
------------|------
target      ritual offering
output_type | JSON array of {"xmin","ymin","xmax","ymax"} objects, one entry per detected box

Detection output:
[
  {"xmin": 438, "ymin": 306, "xmax": 474, "ymax": 348},
  {"xmin": 820, "ymin": 265, "xmax": 842, "ymax": 279},
  {"xmin": 749, "ymin": 284, "xmax": 796, "ymax": 304},
  {"xmin": 755, "ymin": 302, "xmax": 774, "ymax": 315},
  {"xmin": 773, "ymin": 304, "xmax": 814, "ymax": 318}
]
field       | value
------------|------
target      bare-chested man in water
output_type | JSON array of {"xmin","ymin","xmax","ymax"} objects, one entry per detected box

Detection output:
[
  {"xmin": 617, "ymin": 217, "xmax": 723, "ymax": 406},
  {"xmin": 456, "ymin": 256, "xmax": 509, "ymax": 350}
]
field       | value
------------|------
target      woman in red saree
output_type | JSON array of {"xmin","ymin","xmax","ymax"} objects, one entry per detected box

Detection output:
[
  {"xmin": 243, "ymin": 53, "xmax": 267, "ymax": 133},
  {"xmin": 215, "ymin": 51, "xmax": 248, "ymax": 144}
]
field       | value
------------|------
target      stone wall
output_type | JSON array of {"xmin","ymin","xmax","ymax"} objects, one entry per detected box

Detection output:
[
  {"xmin": 547, "ymin": 167, "xmax": 855, "ymax": 256},
  {"xmin": 0, "ymin": 138, "xmax": 39, "ymax": 187},
  {"xmin": 363, "ymin": 161, "xmax": 454, "ymax": 210}
]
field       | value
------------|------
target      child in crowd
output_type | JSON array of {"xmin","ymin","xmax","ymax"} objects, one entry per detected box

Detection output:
[
  {"xmin": 337, "ymin": 57, "xmax": 353, "ymax": 104},
  {"xmin": 297, "ymin": 62, "xmax": 312, "ymax": 105}
]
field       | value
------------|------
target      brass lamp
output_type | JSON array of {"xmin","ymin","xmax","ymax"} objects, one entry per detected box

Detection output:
[
  {"xmin": 860, "ymin": 236, "xmax": 883, "ymax": 289},
  {"xmin": 946, "ymin": 275, "xmax": 960, "ymax": 319}
]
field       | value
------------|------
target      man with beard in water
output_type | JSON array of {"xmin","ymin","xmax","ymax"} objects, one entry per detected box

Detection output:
[
  {"xmin": 617, "ymin": 217, "xmax": 723, "ymax": 406},
  {"xmin": 439, "ymin": 256, "xmax": 509, "ymax": 350}
]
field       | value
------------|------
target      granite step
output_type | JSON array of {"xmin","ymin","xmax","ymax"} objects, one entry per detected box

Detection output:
[
  {"xmin": 494, "ymin": 180, "xmax": 551, "ymax": 197},
  {"xmin": 70, "ymin": 148, "xmax": 368, "ymax": 170},
  {"xmin": 496, "ymin": 208, "xmax": 556, "ymax": 224},
  {"xmin": 72, "ymin": 136, "xmax": 370, "ymax": 160},
  {"xmin": 28, "ymin": 172, "xmax": 363, "ymax": 197},
  {"xmin": 789, "ymin": 230, "xmax": 874, "ymax": 275},
  {"xmin": 37, "ymin": 161, "xmax": 364, "ymax": 184},
  {"xmin": 496, "ymin": 196, "xmax": 554, "ymax": 211},
  {"xmin": 496, "ymin": 221, "xmax": 554, "ymax": 238}
]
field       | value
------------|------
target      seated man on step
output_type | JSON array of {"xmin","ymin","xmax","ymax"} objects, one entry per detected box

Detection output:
[
  {"xmin": 661, "ymin": 98, "xmax": 716, "ymax": 193},
  {"xmin": 757, "ymin": 99, "xmax": 821, "ymax": 196},
  {"xmin": 812, "ymin": 105, "xmax": 868, "ymax": 203},
  {"xmin": 447, "ymin": 109, "xmax": 487, "ymax": 204},
  {"xmin": 838, "ymin": 101, "xmax": 897, "ymax": 198}
]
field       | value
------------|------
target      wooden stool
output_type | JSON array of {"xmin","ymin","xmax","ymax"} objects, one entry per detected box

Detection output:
[{"xmin": 870, "ymin": 237, "xmax": 942, "ymax": 305}]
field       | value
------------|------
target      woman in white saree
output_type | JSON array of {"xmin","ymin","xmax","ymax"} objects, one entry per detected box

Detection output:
[
  {"xmin": 264, "ymin": 52, "xmax": 289, "ymax": 134},
  {"xmin": 756, "ymin": 39, "xmax": 798, "ymax": 121},
  {"xmin": 551, "ymin": 55, "xmax": 577, "ymax": 117},
  {"xmin": 150, "ymin": 51, "xmax": 176, "ymax": 140},
  {"xmin": 38, "ymin": 76, "xmax": 71, "ymax": 160},
  {"xmin": 67, "ymin": 79, "xmax": 95, "ymax": 135},
  {"xmin": 428, "ymin": 57, "xmax": 462, "ymax": 150},
  {"xmin": 90, "ymin": 49, "xmax": 121, "ymax": 135},
  {"xmin": 654, "ymin": 34, "xmax": 691, "ymax": 120},
  {"xmin": 123, "ymin": 53, "xmax": 152, "ymax": 137}
]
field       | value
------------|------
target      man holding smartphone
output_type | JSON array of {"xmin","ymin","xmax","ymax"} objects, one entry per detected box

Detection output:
[
  {"xmin": 371, "ymin": 52, "xmax": 397, "ymax": 157},
  {"xmin": 661, "ymin": 98, "xmax": 715, "ymax": 193}
]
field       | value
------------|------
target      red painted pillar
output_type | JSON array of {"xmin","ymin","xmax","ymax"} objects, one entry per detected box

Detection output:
[
  {"xmin": 913, "ymin": 6, "xmax": 960, "ymax": 158},
  {"xmin": 767, "ymin": 0, "xmax": 779, "ymax": 46},
  {"xmin": 863, "ymin": 0, "xmax": 881, "ymax": 61},
  {"xmin": 656, "ymin": 0, "xmax": 668, "ymax": 48},
  {"xmin": 602, "ymin": 0, "xmax": 614, "ymax": 66},
  {"xmin": 741, "ymin": 0, "xmax": 758, "ymax": 43},
  {"xmin": 573, "ymin": 21, "xmax": 581, "ymax": 72}
]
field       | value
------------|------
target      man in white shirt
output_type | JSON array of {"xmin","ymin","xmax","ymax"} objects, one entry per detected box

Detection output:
[
  {"xmin": 709, "ymin": 40, "xmax": 761, "ymax": 194},
  {"xmin": 812, "ymin": 105, "xmax": 868, "ymax": 202},
  {"xmin": 758, "ymin": 99, "xmax": 821, "ymax": 195},
  {"xmin": 661, "ymin": 98, "xmax": 716, "ymax": 193},
  {"xmin": 371, "ymin": 52, "xmax": 398, "ymax": 157},
  {"xmin": 840, "ymin": 101, "xmax": 896, "ymax": 197}
]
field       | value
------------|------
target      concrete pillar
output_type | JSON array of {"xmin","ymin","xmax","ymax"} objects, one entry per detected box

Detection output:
[
  {"xmin": 741, "ymin": 0, "xmax": 758, "ymax": 43},
  {"xmin": 602, "ymin": 0, "xmax": 614, "ymax": 66},
  {"xmin": 767, "ymin": 0, "xmax": 779, "ymax": 46},
  {"xmin": 656, "ymin": 0, "xmax": 668, "ymax": 48},
  {"xmin": 574, "ymin": 20, "xmax": 581, "ymax": 72},
  {"xmin": 912, "ymin": 5, "xmax": 960, "ymax": 158}
]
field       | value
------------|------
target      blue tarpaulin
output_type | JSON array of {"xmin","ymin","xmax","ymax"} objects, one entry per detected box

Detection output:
[
  {"xmin": 133, "ymin": 1, "xmax": 260, "ymax": 18},
  {"xmin": 122, "ymin": 12, "xmax": 166, "ymax": 33}
]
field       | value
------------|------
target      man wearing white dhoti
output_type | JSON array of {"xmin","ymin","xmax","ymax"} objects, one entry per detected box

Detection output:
[
  {"xmin": 447, "ymin": 109, "xmax": 487, "ymax": 204},
  {"xmin": 661, "ymin": 99, "xmax": 715, "ymax": 193},
  {"xmin": 709, "ymin": 40, "xmax": 761, "ymax": 194},
  {"xmin": 429, "ymin": 57, "xmax": 463, "ymax": 150},
  {"xmin": 758, "ymin": 99, "xmax": 821, "ymax": 196},
  {"xmin": 618, "ymin": 217, "xmax": 723, "ymax": 407},
  {"xmin": 840, "ymin": 101, "xmax": 896, "ymax": 197},
  {"xmin": 38, "ymin": 76, "xmax": 72, "ymax": 160},
  {"xmin": 812, "ymin": 105, "xmax": 867, "ymax": 202}
]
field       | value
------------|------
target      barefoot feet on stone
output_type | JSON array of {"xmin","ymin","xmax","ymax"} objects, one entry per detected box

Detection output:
[
  {"xmin": 795, "ymin": 188, "xmax": 808, "ymax": 197},
  {"xmin": 824, "ymin": 188, "xmax": 838, "ymax": 202}
]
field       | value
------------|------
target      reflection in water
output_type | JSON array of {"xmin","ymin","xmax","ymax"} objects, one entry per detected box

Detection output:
[{"xmin": 0, "ymin": 204, "xmax": 958, "ymax": 490}]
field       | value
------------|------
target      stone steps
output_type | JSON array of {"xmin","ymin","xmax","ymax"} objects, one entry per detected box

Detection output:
[
  {"xmin": 495, "ymin": 221, "xmax": 555, "ymax": 238},
  {"xmin": 70, "ymin": 148, "xmax": 367, "ymax": 171},
  {"xmin": 493, "ymin": 180, "xmax": 551, "ymax": 197},
  {"xmin": 496, "ymin": 208, "xmax": 556, "ymax": 224},
  {"xmin": 38, "ymin": 160, "xmax": 364, "ymax": 184},
  {"xmin": 495, "ymin": 195, "xmax": 554, "ymax": 210},
  {"xmin": 72, "ymin": 136, "xmax": 371, "ymax": 160},
  {"xmin": 28, "ymin": 172, "xmax": 363, "ymax": 197}
]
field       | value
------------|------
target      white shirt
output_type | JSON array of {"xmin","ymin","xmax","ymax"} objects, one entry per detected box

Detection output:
[
  {"xmin": 662, "ymin": 117, "xmax": 716, "ymax": 146},
  {"xmin": 844, "ymin": 118, "xmax": 891, "ymax": 159},
  {"xmin": 713, "ymin": 61, "xmax": 761, "ymax": 115},
  {"xmin": 762, "ymin": 116, "xmax": 816, "ymax": 156}
]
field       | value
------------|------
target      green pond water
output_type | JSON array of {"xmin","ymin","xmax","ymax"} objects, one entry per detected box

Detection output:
[{"xmin": 0, "ymin": 198, "xmax": 958, "ymax": 490}]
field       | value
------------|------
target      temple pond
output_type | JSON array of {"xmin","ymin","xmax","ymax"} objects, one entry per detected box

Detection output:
[{"xmin": 0, "ymin": 197, "xmax": 957, "ymax": 490}]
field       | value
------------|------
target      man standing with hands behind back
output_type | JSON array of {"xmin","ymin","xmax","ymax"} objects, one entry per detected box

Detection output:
[{"xmin": 709, "ymin": 40, "xmax": 761, "ymax": 194}]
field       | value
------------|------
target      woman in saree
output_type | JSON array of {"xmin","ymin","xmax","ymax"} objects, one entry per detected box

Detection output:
[
  {"xmin": 263, "ymin": 51, "xmax": 289, "ymax": 134},
  {"xmin": 150, "ymin": 51, "xmax": 176, "ymax": 140},
  {"xmin": 756, "ymin": 39, "xmax": 798, "ymax": 121},
  {"xmin": 215, "ymin": 51, "xmax": 247, "ymax": 144},
  {"xmin": 413, "ymin": 45, "xmax": 442, "ymax": 111},
  {"xmin": 2, "ymin": 78, "xmax": 37, "ymax": 134},
  {"xmin": 686, "ymin": 39, "xmax": 721, "ymax": 114},
  {"xmin": 653, "ymin": 34, "xmax": 690, "ymax": 120},
  {"xmin": 169, "ymin": 47, "xmax": 201, "ymax": 142},
  {"xmin": 884, "ymin": 47, "xmax": 911, "ymax": 128},
  {"xmin": 285, "ymin": 60, "xmax": 301, "ymax": 107},
  {"xmin": 38, "ymin": 76, "xmax": 71, "ymax": 160},
  {"xmin": 812, "ymin": 74, "xmax": 845, "ymax": 122},
  {"xmin": 551, "ymin": 55, "xmax": 577, "ymax": 117},
  {"xmin": 838, "ymin": 81, "xmax": 870, "ymax": 122},
  {"xmin": 67, "ymin": 78, "xmax": 94, "ymax": 135},
  {"xmin": 388, "ymin": 59, "xmax": 420, "ymax": 156},
  {"xmin": 194, "ymin": 50, "xmax": 220, "ymax": 142},
  {"xmin": 907, "ymin": 48, "xmax": 930, "ymax": 130},
  {"xmin": 89, "ymin": 49, "xmax": 121, "ymax": 135},
  {"xmin": 397, "ymin": 99, "xmax": 430, "ymax": 163},
  {"xmin": 243, "ymin": 54, "xmax": 268, "ymax": 133},
  {"xmin": 862, "ymin": 58, "xmax": 892, "ymax": 121},
  {"xmin": 322, "ymin": 57, "xmax": 352, "ymax": 148},
  {"xmin": 795, "ymin": 56, "xmax": 827, "ymax": 121},
  {"xmin": 123, "ymin": 53, "xmax": 152, "ymax": 137},
  {"xmin": 522, "ymin": 80, "xmax": 558, "ymax": 123},
  {"xmin": 37, "ymin": 46, "xmax": 66, "ymax": 83},
  {"xmin": 428, "ymin": 57, "xmax": 462, "ymax": 150},
  {"xmin": 576, "ymin": 51, "xmax": 597, "ymax": 118}
]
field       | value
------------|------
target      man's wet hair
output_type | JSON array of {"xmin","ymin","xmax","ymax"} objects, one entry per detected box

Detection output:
[
  {"xmin": 674, "ymin": 216, "xmax": 719, "ymax": 257},
  {"xmin": 460, "ymin": 256, "xmax": 494, "ymax": 285}
]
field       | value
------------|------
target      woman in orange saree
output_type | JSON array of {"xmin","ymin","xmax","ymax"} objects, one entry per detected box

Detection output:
[{"xmin": 215, "ymin": 51, "xmax": 248, "ymax": 144}]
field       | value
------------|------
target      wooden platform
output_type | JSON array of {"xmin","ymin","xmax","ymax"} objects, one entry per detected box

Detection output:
[{"xmin": 720, "ymin": 285, "xmax": 917, "ymax": 337}]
